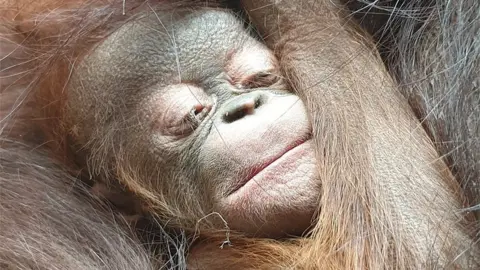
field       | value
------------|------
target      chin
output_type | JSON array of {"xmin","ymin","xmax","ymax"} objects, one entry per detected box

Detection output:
[{"xmin": 219, "ymin": 141, "xmax": 319, "ymax": 237}]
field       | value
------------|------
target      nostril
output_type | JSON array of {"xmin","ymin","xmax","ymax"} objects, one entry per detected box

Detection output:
[{"xmin": 223, "ymin": 96, "xmax": 260, "ymax": 123}]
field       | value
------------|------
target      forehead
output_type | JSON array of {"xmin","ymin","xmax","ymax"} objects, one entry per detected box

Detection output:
[{"xmin": 80, "ymin": 10, "xmax": 256, "ymax": 87}]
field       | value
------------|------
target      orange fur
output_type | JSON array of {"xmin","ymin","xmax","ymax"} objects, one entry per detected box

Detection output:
[{"xmin": 1, "ymin": 1, "xmax": 479, "ymax": 269}]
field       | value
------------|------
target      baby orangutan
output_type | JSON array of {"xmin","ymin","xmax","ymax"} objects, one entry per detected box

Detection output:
[
  {"xmin": 66, "ymin": 9, "xmax": 318, "ymax": 237},
  {"xmin": 1, "ymin": 0, "xmax": 479, "ymax": 269}
]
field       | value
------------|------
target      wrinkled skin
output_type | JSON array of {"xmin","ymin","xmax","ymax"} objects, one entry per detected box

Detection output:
[{"xmin": 67, "ymin": 10, "xmax": 318, "ymax": 237}]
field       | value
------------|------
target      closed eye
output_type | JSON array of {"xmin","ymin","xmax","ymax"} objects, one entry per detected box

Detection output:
[{"xmin": 238, "ymin": 71, "xmax": 281, "ymax": 89}]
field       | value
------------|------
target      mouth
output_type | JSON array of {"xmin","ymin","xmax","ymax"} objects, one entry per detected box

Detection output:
[{"xmin": 228, "ymin": 135, "xmax": 312, "ymax": 195}]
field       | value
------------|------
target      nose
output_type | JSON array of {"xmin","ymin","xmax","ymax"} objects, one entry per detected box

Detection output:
[{"xmin": 222, "ymin": 93, "xmax": 263, "ymax": 123}]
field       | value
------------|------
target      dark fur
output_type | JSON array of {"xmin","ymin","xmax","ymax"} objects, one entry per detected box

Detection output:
[{"xmin": 349, "ymin": 0, "xmax": 480, "ymax": 208}]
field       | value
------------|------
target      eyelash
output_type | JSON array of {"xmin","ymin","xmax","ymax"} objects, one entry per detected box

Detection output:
[
  {"xmin": 178, "ymin": 95, "xmax": 217, "ymax": 136},
  {"xmin": 235, "ymin": 72, "xmax": 281, "ymax": 90},
  {"xmin": 185, "ymin": 105, "xmax": 210, "ymax": 127}
]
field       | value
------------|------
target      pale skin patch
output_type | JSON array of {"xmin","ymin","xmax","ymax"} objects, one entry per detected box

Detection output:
[{"xmin": 224, "ymin": 44, "xmax": 280, "ymax": 89}]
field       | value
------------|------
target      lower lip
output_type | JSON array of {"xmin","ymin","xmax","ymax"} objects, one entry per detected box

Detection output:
[{"xmin": 228, "ymin": 139, "xmax": 312, "ymax": 196}]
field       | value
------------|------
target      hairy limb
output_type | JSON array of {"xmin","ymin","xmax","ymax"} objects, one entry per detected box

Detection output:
[
  {"xmin": 382, "ymin": 0, "xmax": 479, "ymax": 210},
  {"xmin": 0, "ymin": 142, "xmax": 155, "ymax": 270},
  {"xmin": 241, "ymin": 0, "xmax": 479, "ymax": 268}
]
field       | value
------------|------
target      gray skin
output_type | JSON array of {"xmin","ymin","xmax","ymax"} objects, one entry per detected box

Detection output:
[{"xmin": 66, "ymin": 10, "xmax": 319, "ymax": 237}]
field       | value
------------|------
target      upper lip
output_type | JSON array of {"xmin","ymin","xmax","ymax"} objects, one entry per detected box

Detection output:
[{"xmin": 228, "ymin": 134, "xmax": 312, "ymax": 195}]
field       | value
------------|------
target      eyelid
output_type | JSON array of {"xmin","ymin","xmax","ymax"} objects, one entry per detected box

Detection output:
[
  {"xmin": 196, "ymin": 94, "xmax": 218, "ymax": 124},
  {"xmin": 183, "ymin": 94, "xmax": 218, "ymax": 132},
  {"xmin": 235, "ymin": 71, "xmax": 281, "ymax": 90},
  {"xmin": 155, "ymin": 84, "xmax": 216, "ymax": 137}
]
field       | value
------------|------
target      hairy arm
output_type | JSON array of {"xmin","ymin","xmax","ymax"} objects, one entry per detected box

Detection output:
[
  {"xmin": 0, "ymin": 142, "xmax": 154, "ymax": 270},
  {"xmin": 241, "ymin": 0, "xmax": 478, "ymax": 268}
]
